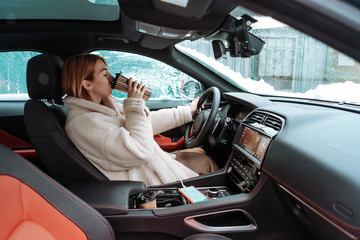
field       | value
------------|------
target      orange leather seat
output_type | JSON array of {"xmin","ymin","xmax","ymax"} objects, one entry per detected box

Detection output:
[
  {"xmin": 0, "ymin": 144, "xmax": 114, "ymax": 240},
  {"xmin": 154, "ymin": 134, "xmax": 185, "ymax": 152}
]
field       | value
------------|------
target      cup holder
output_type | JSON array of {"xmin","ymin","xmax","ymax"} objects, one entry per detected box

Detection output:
[
  {"xmin": 130, "ymin": 188, "xmax": 186, "ymax": 209},
  {"xmin": 158, "ymin": 198, "xmax": 183, "ymax": 208}
]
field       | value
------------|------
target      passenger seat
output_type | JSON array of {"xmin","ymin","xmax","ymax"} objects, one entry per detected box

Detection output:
[{"xmin": 0, "ymin": 144, "xmax": 115, "ymax": 240}]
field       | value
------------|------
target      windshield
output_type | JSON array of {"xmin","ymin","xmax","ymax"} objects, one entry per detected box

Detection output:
[{"xmin": 176, "ymin": 8, "xmax": 360, "ymax": 105}]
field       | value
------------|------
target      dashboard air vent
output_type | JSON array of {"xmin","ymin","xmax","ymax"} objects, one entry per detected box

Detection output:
[
  {"xmin": 247, "ymin": 111, "xmax": 266, "ymax": 124},
  {"xmin": 264, "ymin": 115, "xmax": 282, "ymax": 131},
  {"xmin": 245, "ymin": 111, "xmax": 284, "ymax": 132}
]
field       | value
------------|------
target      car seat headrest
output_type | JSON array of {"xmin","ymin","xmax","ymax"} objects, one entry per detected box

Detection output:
[{"xmin": 26, "ymin": 54, "xmax": 64, "ymax": 100}]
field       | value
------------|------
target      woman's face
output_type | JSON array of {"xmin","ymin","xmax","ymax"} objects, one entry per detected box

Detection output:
[{"xmin": 90, "ymin": 59, "xmax": 113, "ymax": 98}]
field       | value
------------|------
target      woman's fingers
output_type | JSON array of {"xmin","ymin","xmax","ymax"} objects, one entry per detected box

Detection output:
[
  {"xmin": 201, "ymin": 100, "xmax": 206, "ymax": 110},
  {"xmin": 127, "ymin": 77, "xmax": 133, "ymax": 90},
  {"xmin": 127, "ymin": 78, "xmax": 146, "ymax": 99},
  {"xmin": 139, "ymin": 82, "xmax": 146, "ymax": 94},
  {"xmin": 131, "ymin": 79, "xmax": 139, "ymax": 89}
]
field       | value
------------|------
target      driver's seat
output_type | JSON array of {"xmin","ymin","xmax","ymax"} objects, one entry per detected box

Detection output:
[{"xmin": 24, "ymin": 54, "xmax": 108, "ymax": 186}]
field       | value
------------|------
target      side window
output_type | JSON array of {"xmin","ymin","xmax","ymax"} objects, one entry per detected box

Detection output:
[
  {"xmin": 0, "ymin": 51, "xmax": 41, "ymax": 97},
  {"xmin": 92, "ymin": 50, "xmax": 204, "ymax": 99}
]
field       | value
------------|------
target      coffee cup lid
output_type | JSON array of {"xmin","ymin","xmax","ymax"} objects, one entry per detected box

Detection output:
[{"xmin": 137, "ymin": 191, "xmax": 156, "ymax": 204}]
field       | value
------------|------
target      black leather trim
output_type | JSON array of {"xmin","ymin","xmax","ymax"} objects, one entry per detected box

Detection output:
[
  {"xmin": 24, "ymin": 100, "xmax": 108, "ymax": 185},
  {"xmin": 68, "ymin": 181, "xmax": 146, "ymax": 215},
  {"xmin": 0, "ymin": 144, "xmax": 115, "ymax": 240}
]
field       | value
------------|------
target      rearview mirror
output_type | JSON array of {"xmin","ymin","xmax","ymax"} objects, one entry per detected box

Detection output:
[{"xmin": 212, "ymin": 40, "xmax": 226, "ymax": 59}]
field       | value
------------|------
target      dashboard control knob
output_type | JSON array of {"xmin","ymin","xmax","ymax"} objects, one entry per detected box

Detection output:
[
  {"xmin": 208, "ymin": 188, "xmax": 220, "ymax": 198},
  {"xmin": 240, "ymin": 181, "xmax": 247, "ymax": 188}
]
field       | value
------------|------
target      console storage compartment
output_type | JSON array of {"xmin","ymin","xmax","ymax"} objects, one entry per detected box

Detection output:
[{"xmin": 68, "ymin": 181, "xmax": 146, "ymax": 215}]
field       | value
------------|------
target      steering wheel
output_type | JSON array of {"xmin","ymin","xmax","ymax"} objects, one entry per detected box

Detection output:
[{"xmin": 184, "ymin": 86, "xmax": 221, "ymax": 148}]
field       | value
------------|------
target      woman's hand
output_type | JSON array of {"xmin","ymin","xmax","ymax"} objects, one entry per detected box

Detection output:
[
  {"xmin": 189, "ymin": 97, "xmax": 203, "ymax": 115},
  {"xmin": 127, "ymin": 78, "xmax": 146, "ymax": 99}
]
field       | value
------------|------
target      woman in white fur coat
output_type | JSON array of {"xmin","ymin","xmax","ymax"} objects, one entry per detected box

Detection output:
[{"xmin": 61, "ymin": 54, "xmax": 218, "ymax": 186}]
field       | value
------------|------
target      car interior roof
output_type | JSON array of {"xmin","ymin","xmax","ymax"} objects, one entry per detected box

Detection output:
[
  {"xmin": 0, "ymin": 0, "xmax": 236, "ymax": 56},
  {"xmin": 0, "ymin": 0, "xmax": 359, "ymax": 62}
]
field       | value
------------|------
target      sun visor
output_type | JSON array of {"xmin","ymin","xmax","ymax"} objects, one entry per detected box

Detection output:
[
  {"xmin": 140, "ymin": 35, "xmax": 179, "ymax": 49},
  {"xmin": 152, "ymin": 0, "xmax": 212, "ymax": 20}
]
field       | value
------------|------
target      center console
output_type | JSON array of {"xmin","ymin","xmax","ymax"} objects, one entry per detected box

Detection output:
[{"xmin": 227, "ymin": 110, "xmax": 284, "ymax": 192}]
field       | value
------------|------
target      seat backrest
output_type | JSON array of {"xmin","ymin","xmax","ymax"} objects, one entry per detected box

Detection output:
[
  {"xmin": 0, "ymin": 144, "xmax": 115, "ymax": 240},
  {"xmin": 24, "ymin": 54, "xmax": 108, "ymax": 186}
]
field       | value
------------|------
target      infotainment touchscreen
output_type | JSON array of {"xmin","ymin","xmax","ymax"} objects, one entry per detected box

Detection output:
[{"xmin": 239, "ymin": 126, "xmax": 271, "ymax": 161}]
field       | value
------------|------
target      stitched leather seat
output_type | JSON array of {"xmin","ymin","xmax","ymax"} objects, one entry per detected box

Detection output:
[
  {"xmin": 0, "ymin": 144, "xmax": 115, "ymax": 240},
  {"xmin": 24, "ymin": 54, "xmax": 108, "ymax": 186}
]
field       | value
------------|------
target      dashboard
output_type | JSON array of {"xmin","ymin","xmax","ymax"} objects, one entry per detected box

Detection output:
[{"xmin": 219, "ymin": 92, "xmax": 360, "ymax": 239}]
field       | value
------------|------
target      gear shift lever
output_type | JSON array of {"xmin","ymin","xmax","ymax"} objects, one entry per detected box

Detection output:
[{"xmin": 208, "ymin": 188, "xmax": 220, "ymax": 199}]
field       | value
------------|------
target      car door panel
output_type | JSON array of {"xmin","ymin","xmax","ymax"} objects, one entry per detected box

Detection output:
[{"xmin": 0, "ymin": 101, "xmax": 38, "ymax": 160}]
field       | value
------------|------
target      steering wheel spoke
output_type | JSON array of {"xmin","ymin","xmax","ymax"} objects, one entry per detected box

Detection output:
[
  {"xmin": 192, "ymin": 110, "xmax": 200, "ymax": 121},
  {"xmin": 187, "ymin": 135, "xmax": 196, "ymax": 144}
]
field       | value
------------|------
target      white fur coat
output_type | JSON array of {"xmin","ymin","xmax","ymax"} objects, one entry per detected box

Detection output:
[{"xmin": 63, "ymin": 96, "xmax": 198, "ymax": 186}]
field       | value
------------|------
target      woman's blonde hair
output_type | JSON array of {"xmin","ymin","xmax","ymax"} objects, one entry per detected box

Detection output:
[{"xmin": 62, "ymin": 54, "xmax": 107, "ymax": 101}]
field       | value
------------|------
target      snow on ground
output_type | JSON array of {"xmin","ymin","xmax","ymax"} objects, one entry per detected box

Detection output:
[
  {"xmin": 177, "ymin": 45, "xmax": 360, "ymax": 104},
  {"xmin": 301, "ymin": 81, "xmax": 360, "ymax": 104}
]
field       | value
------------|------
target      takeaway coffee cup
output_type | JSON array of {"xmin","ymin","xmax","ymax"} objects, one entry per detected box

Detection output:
[
  {"xmin": 137, "ymin": 191, "xmax": 157, "ymax": 209},
  {"xmin": 111, "ymin": 72, "xmax": 152, "ymax": 101}
]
